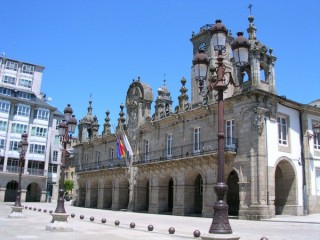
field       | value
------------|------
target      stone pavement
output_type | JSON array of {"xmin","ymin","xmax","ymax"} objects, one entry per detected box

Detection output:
[{"xmin": 0, "ymin": 201, "xmax": 319, "ymax": 240}]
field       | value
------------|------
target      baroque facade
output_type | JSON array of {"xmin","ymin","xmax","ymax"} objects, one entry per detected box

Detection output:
[
  {"xmin": 0, "ymin": 56, "xmax": 64, "ymax": 203},
  {"xmin": 73, "ymin": 16, "xmax": 320, "ymax": 219}
]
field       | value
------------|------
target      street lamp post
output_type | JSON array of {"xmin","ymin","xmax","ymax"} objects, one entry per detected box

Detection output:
[
  {"xmin": 9, "ymin": 133, "xmax": 28, "ymax": 218},
  {"xmin": 46, "ymin": 104, "xmax": 76, "ymax": 232},
  {"xmin": 193, "ymin": 20, "xmax": 249, "ymax": 235}
]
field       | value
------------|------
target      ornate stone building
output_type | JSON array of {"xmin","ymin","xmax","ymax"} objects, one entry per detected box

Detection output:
[{"xmin": 73, "ymin": 16, "xmax": 320, "ymax": 219}]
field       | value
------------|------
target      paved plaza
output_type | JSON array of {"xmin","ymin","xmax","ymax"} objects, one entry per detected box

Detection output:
[{"xmin": 0, "ymin": 201, "xmax": 319, "ymax": 240}]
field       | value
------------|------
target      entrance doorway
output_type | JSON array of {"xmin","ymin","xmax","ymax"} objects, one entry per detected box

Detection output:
[{"xmin": 227, "ymin": 170, "xmax": 239, "ymax": 216}]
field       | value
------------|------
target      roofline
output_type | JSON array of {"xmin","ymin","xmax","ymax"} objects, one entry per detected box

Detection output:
[{"xmin": 0, "ymin": 56, "xmax": 45, "ymax": 70}]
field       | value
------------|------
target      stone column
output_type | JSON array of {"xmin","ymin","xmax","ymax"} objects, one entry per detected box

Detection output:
[
  {"xmin": 97, "ymin": 181, "xmax": 104, "ymax": 209},
  {"xmin": 111, "ymin": 181, "xmax": 119, "ymax": 210},
  {"xmin": 202, "ymin": 169, "xmax": 215, "ymax": 218},
  {"xmin": 85, "ymin": 182, "xmax": 91, "ymax": 208},
  {"xmin": 148, "ymin": 177, "xmax": 159, "ymax": 214},
  {"xmin": 40, "ymin": 191, "xmax": 47, "ymax": 202},
  {"xmin": 21, "ymin": 189, "xmax": 27, "ymax": 203},
  {"xmin": 0, "ymin": 188, "xmax": 6, "ymax": 202},
  {"xmin": 172, "ymin": 177, "xmax": 184, "ymax": 216}
]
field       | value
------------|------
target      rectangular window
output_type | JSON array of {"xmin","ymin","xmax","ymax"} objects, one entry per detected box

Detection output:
[
  {"xmin": 85, "ymin": 154, "xmax": 88, "ymax": 167},
  {"xmin": 167, "ymin": 134, "xmax": 172, "ymax": 157},
  {"xmin": 35, "ymin": 109, "xmax": 49, "ymax": 120},
  {"xmin": 0, "ymin": 101, "xmax": 10, "ymax": 113},
  {"xmin": 96, "ymin": 151, "xmax": 100, "ymax": 166},
  {"xmin": 48, "ymin": 163, "xmax": 58, "ymax": 173},
  {"xmin": 144, "ymin": 139, "xmax": 149, "ymax": 160},
  {"xmin": 0, "ymin": 87, "xmax": 13, "ymax": 96},
  {"xmin": 277, "ymin": 116, "xmax": 288, "ymax": 145},
  {"xmin": 9, "ymin": 141, "xmax": 19, "ymax": 151},
  {"xmin": 56, "ymin": 120, "xmax": 61, "ymax": 130},
  {"xmin": 31, "ymin": 126, "xmax": 47, "ymax": 137},
  {"xmin": 21, "ymin": 64, "xmax": 34, "ymax": 74},
  {"xmin": 16, "ymin": 105, "xmax": 30, "ymax": 117},
  {"xmin": 11, "ymin": 123, "xmax": 28, "ymax": 134},
  {"xmin": 2, "ymin": 75, "xmax": 16, "ymax": 85},
  {"xmin": 29, "ymin": 144, "xmax": 46, "ymax": 154},
  {"xmin": 314, "ymin": 131, "xmax": 320, "ymax": 150},
  {"xmin": 316, "ymin": 168, "xmax": 320, "ymax": 196},
  {"xmin": 19, "ymin": 79, "xmax": 32, "ymax": 88},
  {"xmin": 0, "ymin": 120, "xmax": 8, "ymax": 131},
  {"xmin": 53, "ymin": 150, "xmax": 58, "ymax": 161},
  {"xmin": 0, "ymin": 138, "xmax": 5, "ymax": 149},
  {"xmin": 18, "ymin": 92, "xmax": 31, "ymax": 100},
  {"xmin": 194, "ymin": 127, "xmax": 201, "ymax": 152},
  {"xmin": 54, "ymin": 135, "xmax": 60, "ymax": 146},
  {"xmin": 109, "ymin": 148, "xmax": 114, "ymax": 160},
  {"xmin": 5, "ymin": 61, "xmax": 18, "ymax": 71},
  {"xmin": 225, "ymin": 119, "xmax": 235, "ymax": 147}
]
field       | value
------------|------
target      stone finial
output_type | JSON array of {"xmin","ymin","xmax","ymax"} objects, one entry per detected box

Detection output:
[
  {"xmin": 118, "ymin": 103, "xmax": 126, "ymax": 127},
  {"xmin": 103, "ymin": 110, "xmax": 111, "ymax": 136},
  {"xmin": 178, "ymin": 77, "xmax": 189, "ymax": 111},
  {"xmin": 247, "ymin": 15, "xmax": 257, "ymax": 40}
]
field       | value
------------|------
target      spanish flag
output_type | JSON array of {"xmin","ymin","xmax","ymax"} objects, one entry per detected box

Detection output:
[{"xmin": 116, "ymin": 134, "xmax": 126, "ymax": 159}]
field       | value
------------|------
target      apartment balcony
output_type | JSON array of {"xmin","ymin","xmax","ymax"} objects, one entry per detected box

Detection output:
[{"xmin": 134, "ymin": 138, "xmax": 237, "ymax": 166}]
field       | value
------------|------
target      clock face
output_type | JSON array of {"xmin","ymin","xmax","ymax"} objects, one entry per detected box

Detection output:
[{"xmin": 198, "ymin": 42, "xmax": 206, "ymax": 51}]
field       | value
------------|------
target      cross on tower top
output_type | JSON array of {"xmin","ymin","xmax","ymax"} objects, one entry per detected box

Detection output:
[{"xmin": 248, "ymin": 3, "xmax": 253, "ymax": 15}]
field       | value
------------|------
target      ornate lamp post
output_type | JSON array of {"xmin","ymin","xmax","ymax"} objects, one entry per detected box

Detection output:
[
  {"xmin": 9, "ymin": 133, "xmax": 28, "ymax": 218},
  {"xmin": 46, "ymin": 104, "xmax": 76, "ymax": 231},
  {"xmin": 193, "ymin": 20, "xmax": 250, "ymax": 235}
]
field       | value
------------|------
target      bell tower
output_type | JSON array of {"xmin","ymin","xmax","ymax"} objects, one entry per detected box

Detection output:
[{"xmin": 233, "ymin": 15, "xmax": 277, "ymax": 95}]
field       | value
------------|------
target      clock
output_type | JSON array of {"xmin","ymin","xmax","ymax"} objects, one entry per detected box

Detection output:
[{"xmin": 198, "ymin": 42, "xmax": 206, "ymax": 51}]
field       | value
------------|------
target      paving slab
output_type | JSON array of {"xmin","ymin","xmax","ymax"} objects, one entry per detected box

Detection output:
[{"xmin": 0, "ymin": 202, "xmax": 319, "ymax": 240}]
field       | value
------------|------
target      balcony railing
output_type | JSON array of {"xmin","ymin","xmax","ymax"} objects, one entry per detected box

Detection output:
[
  {"xmin": 27, "ymin": 168, "xmax": 46, "ymax": 176},
  {"xmin": 74, "ymin": 138, "xmax": 237, "ymax": 172},
  {"xmin": 75, "ymin": 158, "xmax": 127, "ymax": 173},
  {"xmin": 5, "ymin": 165, "xmax": 46, "ymax": 176},
  {"xmin": 134, "ymin": 138, "xmax": 237, "ymax": 165},
  {"xmin": 6, "ymin": 165, "xmax": 22, "ymax": 173}
]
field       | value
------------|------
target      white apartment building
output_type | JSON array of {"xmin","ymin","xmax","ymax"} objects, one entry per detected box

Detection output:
[{"xmin": 0, "ymin": 56, "xmax": 63, "ymax": 203}]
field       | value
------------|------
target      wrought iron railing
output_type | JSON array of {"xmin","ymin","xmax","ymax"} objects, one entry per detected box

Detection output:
[
  {"xmin": 6, "ymin": 165, "xmax": 21, "ymax": 173},
  {"xmin": 75, "ymin": 158, "xmax": 127, "ymax": 173},
  {"xmin": 74, "ymin": 138, "xmax": 237, "ymax": 172},
  {"xmin": 134, "ymin": 138, "xmax": 237, "ymax": 165}
]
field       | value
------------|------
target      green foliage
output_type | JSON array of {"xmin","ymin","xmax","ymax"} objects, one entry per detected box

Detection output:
[{"xmin": 64, "ymin": 179, "xmax": 74, "ymax": 194}]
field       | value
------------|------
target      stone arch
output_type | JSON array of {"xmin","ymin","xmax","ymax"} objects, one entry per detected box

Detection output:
[
  {"xmin": 274, "ymin": 158, "xmax": 297, "ymax": 215},
  {"xmin": 184, "ymin": 169, "xmax": 203, "ymax": 215},
  {"xmin": 4, "ymin": 180, "xmax": 18, "ymax": 202},
  {"xmin": 103, "ymin": 177, "xmax": 112, "ymax": 209},
  {"xmin": 78, "ymin": 178, "xmax": 86, "ymax": 207},
  {"xmin": 136, "ymin": 175, "xmax": 150, "ymax": 212},
  {"xmin": 26, "ymin": 182, "xmax": 41, "ymax": 202},
  {"xmin": 227, "ymin": 169, "xmax": 240, "ymax": 216},
  {"xmin": 260, "ymin": 62, "xmax": 269, "ymax": 82}
]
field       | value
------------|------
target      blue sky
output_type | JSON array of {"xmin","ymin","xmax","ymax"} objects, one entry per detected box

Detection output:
[{"xmin": 1, "ymin": 0, "xmax": 319, "ymax": 133}]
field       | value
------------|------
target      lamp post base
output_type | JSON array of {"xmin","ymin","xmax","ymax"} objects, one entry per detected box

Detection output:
[
  {"xmin": 46, "ymin": 213, "xmax": 73, "ymax": 232},
  {"xmin": 8, "ymin": 206, "xmax": 25, "ymax": 218},
  {"xmin": 201, "ymin": 233, "xmax": 240, "ymax": 240}
]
